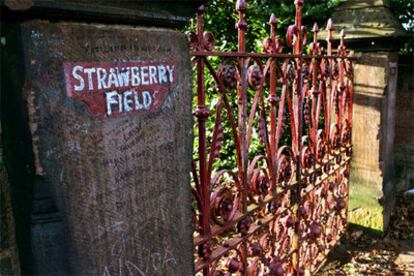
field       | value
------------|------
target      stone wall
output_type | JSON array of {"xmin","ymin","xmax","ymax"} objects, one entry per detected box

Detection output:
[{"xmin": 394, "ymin": 55, "xmax": 414, "ymax": 191}]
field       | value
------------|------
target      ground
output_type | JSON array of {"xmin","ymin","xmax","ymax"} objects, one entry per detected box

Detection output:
[{"xmin": 319, "ymin": 191, "xmax": 414, "ymax": 275}]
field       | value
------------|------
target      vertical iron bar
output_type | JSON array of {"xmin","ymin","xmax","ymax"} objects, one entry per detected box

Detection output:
[
  {"xmin": 310, "ymin": 23, "xmax": 320, "ymax": 146},
  {"xmin": 337, "ymin": 30, "xmax": 346, "ymax": 129},
  {"xmin": 267, "ymin": 14, "xmax": 280, "ymax": 263},
  {"xmin": 326, "ymin": 19, "xmax": 334, "ymax": 142},
  {"xmin": 293, "ymin": 1, "xmax": 304, "ymax": 274},
  {"xmin": 269, "ymin": 14, "xmax": 278, "ymax": 196},
  {"xmin": 236, "ymin": 1, "xmax": 248, "ymax": 274},
  {"xmin": 195, "ymin": 6, "xmax": 211, "ymax": 276}
]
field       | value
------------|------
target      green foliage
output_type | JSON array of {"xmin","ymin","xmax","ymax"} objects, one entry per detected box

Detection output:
[
  {"xmin": 389, "ymin": 0, "xmax": 414, "ymax": 55},
  {"xmin": 389, "ymin": 0, "xmax": 414, "ymax": 31},
  {"xmin": 188, "ymin": 1, "xmax": 340, "ymax": 171},
  {"xmin": 188, "ymin": 0, "xmax": 412, "ymax": 172},
  {"xmin": 189, "ymin": 0, "xmax": 340, "ymax": 52}
]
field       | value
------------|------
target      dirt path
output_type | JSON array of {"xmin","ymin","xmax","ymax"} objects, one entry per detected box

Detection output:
[{"xmin": 319, "ymin": 191, "xmax": 414, "ymax": 275}]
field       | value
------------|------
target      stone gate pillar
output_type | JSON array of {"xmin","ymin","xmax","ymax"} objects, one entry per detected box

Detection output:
[
  {"xmin": 323, "ymin": 0, "xmax": 408, "ymax": 233},
  {"xmin": 1, "ymin": 1, "xmax": 202, "ymax": 274}
]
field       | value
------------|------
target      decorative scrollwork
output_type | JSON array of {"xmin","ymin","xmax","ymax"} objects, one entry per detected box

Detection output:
[
  {"xmin": 277, "ymin": 147, "xmax": 295, "ymax": 185},
  {"xmin": 210, "ymin": 170, "xmax": 240, "ymax": 226},
  {"xmin": 191, "ymin": 1, "xmax": 354, "ymax": 275},
  {"xmin": 218, "ymin": 63, "xmax": 237, "ymax": 90},
  {"xmin": 203, "ymin": 31, "xmax": 215, "ymax": 51},
  {"xmin": 247, "ymin": 63, "xmax": 263, "ymax": 90},
  {"xmin": 186, "ymin": 31, "xmax": 198, "ymax": 51}
]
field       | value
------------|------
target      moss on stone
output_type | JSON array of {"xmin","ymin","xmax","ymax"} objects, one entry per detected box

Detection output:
[
  {"xmin": 349, "ymin": 182, "xmax": 382, "ymax": 210},
  {"xmin": 349, "ymin": 206, "xmax": 383, "ymax": 232},
  {"xmin": 348, "ymin": 179, "xmax": 385, "ymax": 232}
]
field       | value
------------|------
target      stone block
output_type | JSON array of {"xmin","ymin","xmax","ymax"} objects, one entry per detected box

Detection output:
[{"xmin": 3, "ymin": 20, "xmax": 194, "ymax": 275}]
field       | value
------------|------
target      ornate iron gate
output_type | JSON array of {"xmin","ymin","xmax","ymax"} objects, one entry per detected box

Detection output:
[{"xmin": 188, "ymin": 0, "xmax": 354, "ymax": 274}]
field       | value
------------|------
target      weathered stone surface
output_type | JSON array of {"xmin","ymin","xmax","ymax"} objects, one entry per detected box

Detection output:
[
  {"xmin": 349, "ymin": 52, "xmax": 398, "ymax": 233},
  {"xmin": 1, "ymin": 0, "xmax": 205, "ymax": 28},
  {"xmin": 318, "ymin": 0, "xmax": 407, "ymax": 40},
  {"xmin": 17, "ymin": 21, "xmax": 194, "ymax": 275}
]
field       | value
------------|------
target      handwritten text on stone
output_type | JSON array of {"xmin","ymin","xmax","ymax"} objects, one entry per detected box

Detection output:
[{"xmin": 64, "ymin": 61, "xmax": 176, "ymax": 117}]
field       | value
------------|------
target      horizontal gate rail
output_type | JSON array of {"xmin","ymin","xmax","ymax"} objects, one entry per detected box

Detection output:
[{"xmin": 188, "ymin": 0, "xmax": 355, "ymax": 275}]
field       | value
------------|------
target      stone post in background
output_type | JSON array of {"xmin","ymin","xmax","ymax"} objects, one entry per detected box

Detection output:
[
  {"xmin": 1, "ymin": 1, "xmax": 202, "ymax": 274},
  {"xmin": 394, "ymin": 56, "xmax": 414, "ymax": 192},
  {"xmin": 321, "ymin": 0, "xmax": 408, "ymax": 233}
]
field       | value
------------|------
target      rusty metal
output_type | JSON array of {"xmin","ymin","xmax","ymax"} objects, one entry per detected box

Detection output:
[{"xmin": 189, "ymin": 0, "xmax": 355, "ymax": 274}]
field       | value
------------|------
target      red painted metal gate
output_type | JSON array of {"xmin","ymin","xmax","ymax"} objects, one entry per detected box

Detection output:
[{"xmin": 188, "ymin": 0, "xmax": 355, "ymax": 274}]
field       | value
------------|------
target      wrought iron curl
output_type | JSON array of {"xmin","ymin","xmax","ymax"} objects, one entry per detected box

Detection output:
[{"xmin": 189, "ymin": 0, "xmax": 354, "ymax": 274}]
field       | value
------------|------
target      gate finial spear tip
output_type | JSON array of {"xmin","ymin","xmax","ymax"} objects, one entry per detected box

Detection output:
[
  {"xmin": 340, "ymin": 29, "xmax": 346, "ymax": 38},
  {"xmin": 312, "ymin": 23, "xmax": 319, "ymax": 33},
  {"xmin": 269, "ymin": 13, "xmax": 277, "ymax": 25},
  {"xmin": 294, "ymin": 0, "xmax": 304, "ymax": 6},
  {"xmin": 327, "ymin": 18, "xmax": 333, "ymax": 30},
  {"xmin": 197, "ymin": 5, "xmax": 205, "ymax": 14},
  {"xmin": 236, "ymin": 0, "xmax": 247, "ymax": 11}
]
